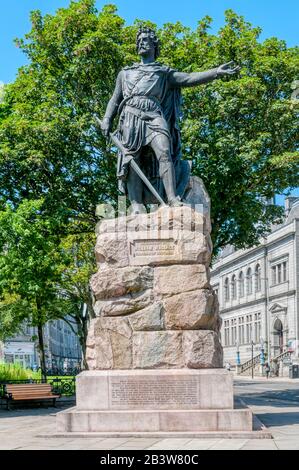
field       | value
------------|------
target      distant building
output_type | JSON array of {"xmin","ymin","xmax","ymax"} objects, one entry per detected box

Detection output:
[
  {"xmin": 211, "ymin": 197, "xmax": 299, "ymax": 366},
  {"xmin": 2, "ymin": 317, "xmax": 82, "ymax": 370},
  {"xmin": 44, "ymin": 319, "xmax": 82, "ymax": 370},
  {"xmin": 3, "ymin": 324, "xmax": 39, "ymax": 369}
]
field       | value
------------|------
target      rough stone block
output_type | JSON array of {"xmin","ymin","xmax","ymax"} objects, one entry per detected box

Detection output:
[
  {"xmin": 93, "ymin": 289, "xmax": 154, "ymax": 317},
  {"xmin": 154, "ymin": 264, "xmax": 209, "ymax": 296},
  {"xmin": 133, "ymin": 331, "xmax": 184, "ymax": 369},
  {"xmin": 183, "ymin": 330, "xmax": 223, "ymax": 369},
  {"xmin": 98, "ymin": 205, "xmax": 208, "ymax": 236},
  {"xmin": 128, "ymin": 303, "xmax": 164, "ymax": 331},
  {"xmin": 95, "ymin": 232, "xmax": 129, "ymax": 268},
  {"xmin": 88, "ymin": 317, "xmax": 133, "ymax": 370},
  {"xmin": 95, "ymin": 206, "xmax": 212, "ymax": 268},
  {"xmin": 90, "ymin": 266, "xmax": 153, "ymax": 300},
  {"xmin": 163, "ymin": 289, "xmax": 218, "ymax": 330}
]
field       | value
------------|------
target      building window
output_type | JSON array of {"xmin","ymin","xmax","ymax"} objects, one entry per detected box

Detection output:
[
  {"xmin": 239, "ymin": 271, "xmax": 245, "ymax": 298},
  {"xmin": 254, "ymin": 313, "xmax": 261, "ymax": 343},
  {"xmin": 255, "ymin": 264, "xmax": 261, "ymax": 292},
  {"xmin": 246, "ymin": 315, "xmax": 253, "ymax": 343},
  {"xmin": 224, "ymin": 278, "xmax": 230, "ymax": 302},
  {"xmin": 271, "ymin": 265, "xmax": 276, "ymax": 285},
  {"xmin": 231, "ymin": 275, "xmax": 237, "ymax": 300},
  {"xmin": 231, "ymin": 318, "xmax": 237, "ymax": 345},
  {"xmin": 224, "ymin": 320, "xmax": 230, "ymax": 346},
  {"xmin": 247, "ymin": 268, "xmax": 253, "ymax": 295},
  {"xmin": 271, "ymin": 261, "xmax": 288, "ymax": 285},
  {"xmin": 238, "ymin": 317, "xmax": 245, "ymax": 345}
]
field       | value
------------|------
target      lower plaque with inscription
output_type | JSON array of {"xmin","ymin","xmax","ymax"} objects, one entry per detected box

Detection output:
[{"xmin": 110, "ymin": 376, "xmax": 199, "ymax": 409}]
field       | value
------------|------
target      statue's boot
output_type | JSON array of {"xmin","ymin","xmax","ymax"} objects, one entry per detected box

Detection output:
[
  {"xmin": 161, "ymin": 161, "xmax": 184, "ymax": 207},
  {"xmin": 168, "ymin": 196, "xmax": 184, "ymax": 207}
]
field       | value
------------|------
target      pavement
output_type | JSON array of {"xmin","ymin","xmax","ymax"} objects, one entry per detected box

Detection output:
[{"xmin": 0, "ymin": 377, "xmax": 299, "ymax": 450}]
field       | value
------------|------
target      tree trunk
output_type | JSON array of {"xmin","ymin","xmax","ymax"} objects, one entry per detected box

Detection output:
[
  {"xmin": 37, "ymin": 324, "xmax": 47, "ymax": 382},
  {"xmin": 77, "ymin": 316, "xmax": 88, "ymax": 370},
  {"xmin": 78, "ymin": 296, "xmax": 94, "ymax": 370},
  {"xmin": 82, "ymin": 315, "xmax": 89, "ymax": 370}
]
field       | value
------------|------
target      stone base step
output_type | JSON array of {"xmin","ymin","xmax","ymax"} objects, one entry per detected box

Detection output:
[
  {"xmin": 56, "ymin": 407, "xmax": 254, "ymax": 434},
  {"xmin": 43, "ymin": 429, "xmax": 272, "ymax": 439}
]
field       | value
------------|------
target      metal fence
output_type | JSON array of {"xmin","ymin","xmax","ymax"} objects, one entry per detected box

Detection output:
[{"xmin": 40, "ymin": 367, "xmax": 82, "ymax": 377}]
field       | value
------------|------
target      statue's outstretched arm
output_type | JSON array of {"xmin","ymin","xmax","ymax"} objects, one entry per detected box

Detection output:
[
  {"xmin": 101, "ymin": 72, "xmax": 123, "ymax": 137},
  {"xmin": 169, "ymin": 68, "xmax": 219, "ymax": 88},
  {"xmin": 169, "ymin": 62, "xmax": 240, "ymax": 88}
]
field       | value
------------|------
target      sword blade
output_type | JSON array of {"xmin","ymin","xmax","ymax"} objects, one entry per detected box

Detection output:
[
  {"xmin": 109, "ymin": 132, "xmax": 166, "ymax": 206},
  {"xmin": 129, "ymin": 159, "xmax": 166, "ymax": 206}
]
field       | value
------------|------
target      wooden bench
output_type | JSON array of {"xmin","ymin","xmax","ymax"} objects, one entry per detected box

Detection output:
[{"xmin": 4, "ymin": 383, "xmax": 61, "ymax": 410}]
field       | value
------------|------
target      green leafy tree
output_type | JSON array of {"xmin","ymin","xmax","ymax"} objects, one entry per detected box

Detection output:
[
  {"xmin": 0, "ymin": 200, "xmax": 97, "ymax": 374},
  {"xmin": 57, "ymin": 233, "xmax": 96, "ymax": 370},
  {"xmin": 1, "ymin": 2, "xmax": 298, "ymax": 253},
  {"xmin": 0, "ymin": 0, "xmax": 298, "ymax": 320},
  {"xmin": 160, "ymin": 12, "xmax": 299, "ymax": 250},
  {"xmin": 0, "ymin": 200, "xmax": 71, "ymax": 379}
]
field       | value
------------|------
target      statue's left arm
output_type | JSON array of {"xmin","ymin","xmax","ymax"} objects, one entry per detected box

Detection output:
[{"xmin": 169, "ymin": 61, "xmax": 240, "ymax": 88}]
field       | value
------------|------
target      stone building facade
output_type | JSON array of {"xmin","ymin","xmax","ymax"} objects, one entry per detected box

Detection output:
[{"xmin": 211, "ymin": 197, "xmax": 299, "ymax": 366}]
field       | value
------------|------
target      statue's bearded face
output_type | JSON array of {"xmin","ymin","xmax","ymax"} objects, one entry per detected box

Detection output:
[{"xmin": 137, "ymin": 33, "xmax": 155, "ymax": 57}]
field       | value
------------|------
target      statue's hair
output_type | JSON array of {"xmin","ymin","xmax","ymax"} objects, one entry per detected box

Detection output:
[{"xmin": 136, "ymin": 26, "xmax": 160, "ymax": 59}]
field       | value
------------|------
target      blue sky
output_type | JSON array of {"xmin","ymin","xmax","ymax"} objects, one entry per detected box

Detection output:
[
  {"xmin": 1, "ymin": 0, "xmax": 299, "ymax": 84},
  {"xmin": 0, "ymin": 0, "xmax": 298, "ymax": 202}
]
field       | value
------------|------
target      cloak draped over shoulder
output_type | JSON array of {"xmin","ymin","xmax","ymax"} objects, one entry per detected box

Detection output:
[{"xmin": 114, "ymin": 62, "xmax": 189, "ymax": 202}]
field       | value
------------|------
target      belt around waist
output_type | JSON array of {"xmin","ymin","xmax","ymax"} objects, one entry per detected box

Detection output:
[{"xmin": 124, "ymin": 104, "xmax": 161, "ymax": 121}]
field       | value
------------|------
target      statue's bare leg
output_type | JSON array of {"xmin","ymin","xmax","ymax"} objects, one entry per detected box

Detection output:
[
  {"xmin": 126, "ymin": 154, "xmax": 146, "ymax": 214},
  {"xmin": 150, "ymin": 134, "xmax": 183, "ymax": 206}
]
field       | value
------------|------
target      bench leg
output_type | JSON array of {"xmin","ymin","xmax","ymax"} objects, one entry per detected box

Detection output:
[{"xmin": 53, "ymin": 398, "xmax": 56, "ymax": 408}]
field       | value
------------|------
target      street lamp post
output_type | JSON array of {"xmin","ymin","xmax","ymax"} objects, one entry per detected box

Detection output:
[
  {"xmin": 260, "ymin": 337, "xmax": 265, "ymax": 377},
  {"xmin": 236, "ymin": 341, "xmax": 241, "ymax": 366},
  {"xmin": 260, "ymin": 337, "xmax": 265, "ymax": 365},
  {"xmin": 251, "ymin": 340, "xmax": 254, "ymax": 380}
]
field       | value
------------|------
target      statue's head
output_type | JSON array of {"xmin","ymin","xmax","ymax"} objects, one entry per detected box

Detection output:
[{"xmin": 136, "ymin": 26, "xmax": 160, "ymax": 60}]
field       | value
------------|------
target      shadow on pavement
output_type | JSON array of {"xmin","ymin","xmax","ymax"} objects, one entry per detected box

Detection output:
[
  {"xmin": 253, "ymin": 411, "xmax": 299, "ymax": 428},
  {"xmin": 0, "ymin": 401, "xmax": 74, "ymax": 417},
  {"xmin": 236, "ymin": 389, "xmax": 299, "ymax": 406}
]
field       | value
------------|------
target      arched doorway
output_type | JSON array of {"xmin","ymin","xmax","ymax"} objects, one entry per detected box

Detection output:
[{"xmin": 273, "ymin": 318, "xmax": 284, "ymax": 356}]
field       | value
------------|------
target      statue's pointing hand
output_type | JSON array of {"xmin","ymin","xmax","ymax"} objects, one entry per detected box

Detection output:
[{"xmin": 217, "ymin": 61, "xmax": 241, "ymax": 77}]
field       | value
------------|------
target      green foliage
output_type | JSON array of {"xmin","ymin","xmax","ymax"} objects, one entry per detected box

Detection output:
[
  {"xmin": 0, "ymin": 2, "xmax": 298, "ymax": 253},
  {"xmin": 0, "ymin": 200, "xmax": 95, "ymax": 370},
  {"xmin": 0, "ymin": 200, "xmax": 67, "ymax": 338},
  {"xmin": 0, "ymin": 362, "xmax": 40, "ymax": 381},
  {"xmin": 56, "ymin": 232, "xmax": 96, "ymax": 368},
  {"xmin": 0, "ymin": 199, "xmax": 95, "ymax": 373}
]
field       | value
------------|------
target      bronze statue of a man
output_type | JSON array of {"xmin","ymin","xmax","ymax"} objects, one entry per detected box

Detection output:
[{"xmin": 101, "ymin": 27, "xmax": 239, "ymax": 213}]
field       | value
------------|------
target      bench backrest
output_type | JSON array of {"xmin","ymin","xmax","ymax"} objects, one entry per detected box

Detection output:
[{"xmin": 6, "ymin": 384, "xmax": 54, "ymax": 397}]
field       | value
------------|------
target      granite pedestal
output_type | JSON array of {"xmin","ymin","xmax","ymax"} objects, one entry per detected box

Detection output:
[{"xmin": 57, "ymin": 206, "xmax": 260, "ymax": 436}]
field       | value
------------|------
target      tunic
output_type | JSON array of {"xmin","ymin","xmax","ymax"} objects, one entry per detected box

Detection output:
[{"xmin": 115, "ymin": 62, "xmax": 183, "ymax": 194}]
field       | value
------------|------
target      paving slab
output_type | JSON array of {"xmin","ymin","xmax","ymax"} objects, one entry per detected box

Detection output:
[{"xmin": 209, "ymin": 439, "xmax": 248, "ymax": 450}]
